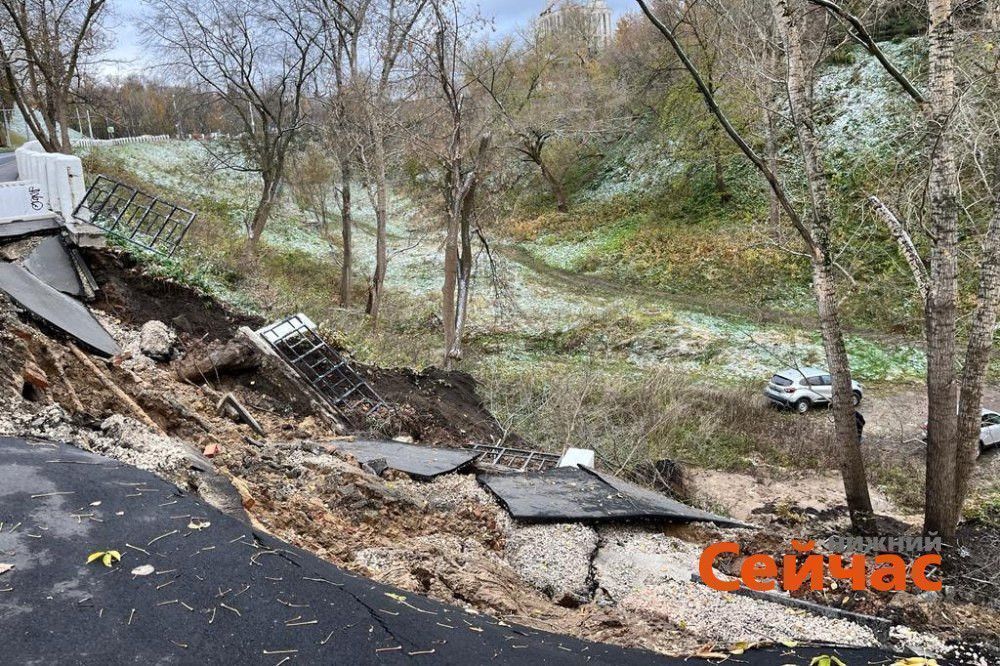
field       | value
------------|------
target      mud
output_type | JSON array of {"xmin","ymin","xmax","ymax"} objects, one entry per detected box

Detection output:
[
  {"xmin": 365, "ymin": 366, "xmax": 525, "ymax": 446},
  {"xmin": 81, "ymin": 249, "xmax": 263, "ymax": 342}
]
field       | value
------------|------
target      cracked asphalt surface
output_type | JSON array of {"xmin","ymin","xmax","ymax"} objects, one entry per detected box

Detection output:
[{"xmin": 0, "ymin": 436, "xmax": 903, "ymax": 665}]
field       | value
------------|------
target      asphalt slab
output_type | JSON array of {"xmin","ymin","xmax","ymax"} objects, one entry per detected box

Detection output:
[
  {"xmin": 479, "ymin": 466, "xmax": 745, "ymax": 527},
  {"xmin": 321, "ymin": 439, "xmax": 480, "ymax": 480},
  {"xmin": 0, "ymin": 261, "xmax": 119, "ymax": 356}
]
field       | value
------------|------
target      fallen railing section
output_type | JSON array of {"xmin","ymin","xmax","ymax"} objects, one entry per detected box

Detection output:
[
  {"xmin": 258, "ymin": 314, "xmax": 391, "ymax": 425},
  {"xmin": 72, "ymin": 174, "xmax": 195, "ymax": 257},
  {"xmin": 466, "ymin": 443, "xmax": 561, "ymax": 472}
]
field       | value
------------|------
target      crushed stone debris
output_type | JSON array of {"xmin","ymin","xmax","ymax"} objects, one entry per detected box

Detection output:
[{"xmin": 505, "ymin": 523, "xmax": 598, "ymax": 607}]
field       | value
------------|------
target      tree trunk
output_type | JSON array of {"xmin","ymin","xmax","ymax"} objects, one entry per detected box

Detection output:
[
  {"xmin": 539, "ymin": 158, "xmax": 569, "ymax": 213},
  {"xmin": 763, "ymin": 45, "xmax": 781, "ymax": 227},
  {"xmin": 339, "ymin": 155, "xmax": 353, "ymax": 307},
  {"xmin": 709, "ymin": 117, "xmax": 730, "ymax": 203},
  {"xmin": 453, "ymin": 186, "xmax": 475, "ymax": 363},
  {"xmin": 366, "ymin": 129, "xmax": 389, "ymax": 326},
  {"xmin": 442, "ymin": 203, "xmax": 460, "ymax": 368},
  {"xmin": 774, "ymin": 0, "xmax": 875, "ymax": 533},
  {"xmin": 56, "ymin": 97, "xmax": 71, "ymax": 153},
  {"xmin": 813, "ymin": 258, "xmax": 876, "ymax": 532},
  {"xmin": 248, "ymin": 171, "xmax": 280, "ymax": 250},
  {"xmin": 923, "ymin": 0, "xmax": 960, "ymax": 540},
  {"xmin": 952, "ymin": 194, "xmax": 1000, "ymax": 528}
]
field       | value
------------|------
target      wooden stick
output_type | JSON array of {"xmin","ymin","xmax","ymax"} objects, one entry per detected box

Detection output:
[{"xmin": 68, "ymin": 344, "xmax": 163, "ymax": 433}]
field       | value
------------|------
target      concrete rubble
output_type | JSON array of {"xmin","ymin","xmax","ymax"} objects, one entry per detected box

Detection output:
[{"xmin": 138, "ymin": 319, "xmax": 177, "ymax": 361}]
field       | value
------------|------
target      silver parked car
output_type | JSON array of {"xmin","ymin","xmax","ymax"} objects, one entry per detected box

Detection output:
[
  {"xmin": 922, "ymin": 409, "xmax": 1000, "ymax": 455},
  {"xmin": 764, "ymin": 367, "xmax": 864, "ymax": 414}
]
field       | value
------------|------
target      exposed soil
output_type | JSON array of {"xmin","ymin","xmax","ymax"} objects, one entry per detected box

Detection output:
[
  {"xmin": 363, "ymin": 365, "xmax": 526, "ymax": 447},
  {"xmin": 82, "ymin": 249, "xmax": 264, "ymax": 342}
]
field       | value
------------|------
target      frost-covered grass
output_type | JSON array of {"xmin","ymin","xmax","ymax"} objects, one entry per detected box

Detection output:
[
  {"xmin": 77, "ymin": 137, "xmax": 949, "ymax": 487},
  {"xmin": 501, "ymin": 40, "xmax": 930, "ymax": 337},
  {"xmin": 84, "ymin": 139, "xmax": 929, "ymax": 387}
]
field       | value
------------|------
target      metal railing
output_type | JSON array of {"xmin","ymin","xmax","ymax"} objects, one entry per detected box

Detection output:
[
  {"xmin": 258, "ymin": 314, "xmax": 390, "ymax": 424},
  {"xmin": 72, "ymin": 175, "xmax": 194, "ymax": 257},
  {"xmin": 464, "ymin": 443, "xmax": 561, "ymax": 472}
]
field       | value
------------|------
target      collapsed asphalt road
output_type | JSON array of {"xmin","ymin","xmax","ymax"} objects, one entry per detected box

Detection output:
[{"xmin": 0, "ymin": 437, "xmax": 905, "ymax": 665}]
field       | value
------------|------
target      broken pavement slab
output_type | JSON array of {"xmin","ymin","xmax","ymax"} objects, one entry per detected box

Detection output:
[
  {"xmin": 322, "ymin": 438, "xmax": 481, "ymax": 480},
  {"xmin": 0, "ymin": 261, "xmax": 120, "ymax": 357},
  {"xmin": 23, "ymin": 235, "xmax": 85, "ymax": 297},
  {"xmin": 0, "ymin": 217, "xmax": 62, "ymax": 241},
  {"xmin": 479, "ymin": 466, "xmax": 748, "ymax": 528}
]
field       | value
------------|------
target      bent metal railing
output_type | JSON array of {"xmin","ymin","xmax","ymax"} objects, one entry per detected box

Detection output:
[
  {"xmin": 72, "ymin": 175, "xmax": 195, "ymax": 257},
  {"xmin": 258, "ymin": 314, "xmax": 390, "ymax": 424}
]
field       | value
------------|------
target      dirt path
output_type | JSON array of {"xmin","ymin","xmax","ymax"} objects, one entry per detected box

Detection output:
[
  {"xmin": 863, "ymin": 385, "xmax": 1000, "ymax": 440},
  {"xmin": 498, "ymin": 242, "xmax": 919, "ymax": 347}
]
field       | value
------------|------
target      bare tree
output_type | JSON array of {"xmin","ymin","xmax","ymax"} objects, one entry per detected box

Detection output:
[
  {"xmin": 0, "ymin": 0, "xmax": 108, "ymax": 153},
  {"xmin": 315, "ymin": 0, "xmax": 369, "ymax": 306},
  {"xmin": 474, "ymin": 24, "xmax": 624, "ymax": 214},
  {"xmin": 636, "ymin": 0, "xmax": 876, "ymax": 533},
  {"xmin": 415, "ymin": 0, "xmax": 493, "ymax": 366},
  {"xmin": 146, "ymin": 0, "xmax": 323, "ymax": 250},
  {"xmin": 353, "ymin": 0, "xmax": 429, "ymax": 325},
  {"xmin": 802, "ymin": 0, "xmax": 1000, "ymax": 539}
]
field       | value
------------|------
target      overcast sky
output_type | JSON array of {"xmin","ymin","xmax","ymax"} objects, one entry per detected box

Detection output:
[{"xmin": 104, "ymin": 0, "xmax": 637, "ymax": 73}]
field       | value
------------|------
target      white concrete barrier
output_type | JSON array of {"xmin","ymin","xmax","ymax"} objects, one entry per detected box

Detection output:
[
  {"xmin": 0, "ymin": 181, "xmax": 48, "ymax": 221},
  {"xmin": 14, "ymin": 140, "xmax": 86, "ymax": 219}
]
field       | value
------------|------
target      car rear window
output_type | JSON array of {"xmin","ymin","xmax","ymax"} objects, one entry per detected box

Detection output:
[{"xmin": 771, "ymin": 375, "xmax": 793, "ymax": 387}]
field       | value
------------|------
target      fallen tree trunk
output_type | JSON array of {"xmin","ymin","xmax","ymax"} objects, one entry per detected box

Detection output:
[{"xmin": 175, "ymin": 338, "xmax": 261, "ymax": 384}]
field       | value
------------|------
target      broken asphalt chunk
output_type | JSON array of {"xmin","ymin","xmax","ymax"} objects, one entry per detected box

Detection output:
[
  {"xmin": 322, "ymin": 439, "xmax": 480, "ymax": 480},
  {"xmin": 23, "ymin": 235, "xmax": 84, "ymax": 297},
  {"xmin": 478, "ymin": 466, "xmax": 748, "ymax": 528},
  {"xmin": 0, "ymin": 261, "xmax": 120, "ymax": 357}
]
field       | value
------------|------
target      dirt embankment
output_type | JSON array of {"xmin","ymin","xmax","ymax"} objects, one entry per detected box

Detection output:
[
  {"xmin": 2, "ymin": 247, "xmax": 998, "ymax": 661},
  {"xmin": 81, "ymin": 249, "xmax": 506, "ymax": 447},
  {"xmin": 82, "ymin": 249, "xmax": 264, "ymax": 342}
]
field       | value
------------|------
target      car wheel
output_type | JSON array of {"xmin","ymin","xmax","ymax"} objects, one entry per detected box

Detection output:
[
  {"xmin": 795, "ymin": 399, "xmax": 811, "ymax": 414},
  {"xmin": 852, "ymin": 391, "xmax": 862, "ymax": 407}
]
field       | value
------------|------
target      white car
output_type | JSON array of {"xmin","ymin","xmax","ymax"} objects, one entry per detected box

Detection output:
[
  {"xmin": 923, "ymin": 409, "xmax": 1000, "ymax": 455},
  {"xmin": 764, "ymin": 367, "xmax": 864, "ymax": 414}
]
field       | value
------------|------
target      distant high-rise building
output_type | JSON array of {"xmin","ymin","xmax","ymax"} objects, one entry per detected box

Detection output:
[{"xmin": 538, "ymin": 0, "xmax": 614, "ymax": 49}]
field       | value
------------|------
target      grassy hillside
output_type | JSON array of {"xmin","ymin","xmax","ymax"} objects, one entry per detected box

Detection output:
[
  {"xmin": 76, "ymin": 122, "xmax": 949, "ymax": 512},
  {"xmin": 502, "ymin": 40, "xmax": 928, "ymax": 335}
]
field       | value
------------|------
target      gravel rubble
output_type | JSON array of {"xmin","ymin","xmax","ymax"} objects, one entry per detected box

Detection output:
[{"xmin": 505, "ymin": 522, "xmax": 599, "ymax": 606}]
